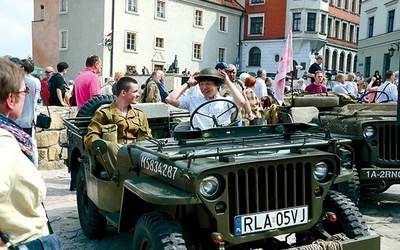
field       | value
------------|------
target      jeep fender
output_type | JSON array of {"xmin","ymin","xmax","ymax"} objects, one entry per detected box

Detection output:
[{"xmin": 124, "ymin": 177, "xmax": 201, "ymax": 205}]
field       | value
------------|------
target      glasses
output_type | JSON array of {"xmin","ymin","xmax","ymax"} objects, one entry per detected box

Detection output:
[
  {"xmin": 18, "ymin": 85, "xmax": 31, "ymax": 95},
  {"xmin": 45, "ymin": 71, "xmax": 53, "ymax": 74}
]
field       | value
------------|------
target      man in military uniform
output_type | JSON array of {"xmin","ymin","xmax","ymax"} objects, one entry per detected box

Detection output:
[
  {"xmin": 84, "ymin": 77, "xmax": 152, "ymax": 175},
  {"xmin": 141, "ymin": 71, "xmax": 162, "ymax": 103}
]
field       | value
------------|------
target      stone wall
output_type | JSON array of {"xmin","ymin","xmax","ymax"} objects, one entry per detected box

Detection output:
[{"xmin": 36, "ymin": 105, "xmax": 77, "ymax": 170}]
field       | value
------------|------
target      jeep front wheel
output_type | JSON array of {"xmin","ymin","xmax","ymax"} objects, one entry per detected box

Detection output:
[
  {"xmin": 133, "ymin": 212, "xmax": 186, "ymax": 250},
  {"xmin": 77, "ymin": 164, "xmax": 107, "ymax": 238},
  {"xmin": 322, "ymin": 190, "xmax": 369, "ymax": 239}
]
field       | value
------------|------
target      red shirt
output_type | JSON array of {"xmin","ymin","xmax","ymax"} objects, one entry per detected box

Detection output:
[{"xmin": 305, "ymin": 83, "xmax": 327, "ymax": 94}]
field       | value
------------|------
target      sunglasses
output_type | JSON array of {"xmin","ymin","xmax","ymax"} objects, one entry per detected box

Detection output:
[{"xmin": 18, "ymin": 85, "xmax": 31, "ymax": 95}]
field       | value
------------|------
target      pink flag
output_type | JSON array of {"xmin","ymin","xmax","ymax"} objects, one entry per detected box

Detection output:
[{"xmin": 272, "ymin": 29, "xmax": 293, "ymax": 105}]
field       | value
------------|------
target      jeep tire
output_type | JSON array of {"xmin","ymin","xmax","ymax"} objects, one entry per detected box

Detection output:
[
  {"xmin": 77, "ymin": 95, "xmax": 116, "ymax": 117},
  {"xmin": 322, "ymin": 190, "xmax": 369, "ymax": 239},
  {"xmin": 338, "ymin": 168, "xmax": 360, "ymax": 204},
  {"xmin": 133, "ymin": 211, "xmax": 186, "ymax": 250},
  {"xmin": 77, "ymin": 164, "xmax": 107, "ymax": 238}
]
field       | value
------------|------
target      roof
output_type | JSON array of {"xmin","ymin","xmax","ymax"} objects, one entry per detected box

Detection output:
[{"xmin": 207, "ymin": 0, "xmax": 244, "ymax": 11}]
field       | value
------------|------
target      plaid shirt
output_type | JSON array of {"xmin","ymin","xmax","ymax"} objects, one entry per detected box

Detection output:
[{"xmin": 242, "ymin": 87, "xmax": 261, "ymax": 119}]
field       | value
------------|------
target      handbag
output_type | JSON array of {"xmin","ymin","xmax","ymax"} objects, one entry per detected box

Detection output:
[{"xmin": 35, "ymin": 96, "xmax": 52, "ymax": 129}]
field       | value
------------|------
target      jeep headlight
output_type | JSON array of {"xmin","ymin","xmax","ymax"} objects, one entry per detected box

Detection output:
[
  {"xmin": 200, "ymin": 175, "xmax": 220, "ymax": 199},
  {"xmin": 313, "ymin": 162, "xmax": 328, "ymax": 181},
  {"xmin": 363, "ymin": 125, "xmax": 375, "ymax": 138}
]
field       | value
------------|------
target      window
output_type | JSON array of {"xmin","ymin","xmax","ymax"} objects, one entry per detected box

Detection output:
[
  {"xmin": 356, "ymin": 27, "xmax": 359, "ymax": 43},
  {"xmin": 344, "ymin": 0, "xmax": 349, "ymax": 10},
  {"xmin": 335, "ymin": 20, "xmax": 340, "ymax": 39},
  {"xmin": 249, "ymin": 47, "xmax": 261, "ymax": 66},
  {"xmin": 337, "ymin": 0, "xmax": 341, "ymax": 8},
  {"xmin": 351, "ymin": 0, "xmax": 356, "ymax": 12},
  {"xmin": 383, "ymin": 53, "xmax": 391, "ymax": 72},
  {"xmin": 349, "ymin": 25, "xmax": 354, "ymax": 43},
  {"xmin": 368, "ymin": 17, "xmax": 374, "ymax": 38},
  {"xmin": 218, "ymin": 48, "xmax": 226, "ymax": 62},
  {"xmin": 293, "ymin": 13, "xmax": 301, "ymax": 31},
  {"xmin": 249, "ymin": 16, "xmax": 264, "ymax": 35},
  {"xmin": 193, "ymin": 43, "xmax": 202, "ymax": 60},
  {"xmin": 327, "ymin": 18, "xmax": 332, "ymax": 37},
  {"xmin": 365, "ymin": 56, "xmax": 371, "ymax": 77},
  {"xmin": 388, "ymin": 10, "xmax": 395, "ymax": 33},
  {"xmin": 156, "ymin": 0, "xmax": 165, "ymax": 19},
  {"xmin": 320, "ymin": 14, "xmax": 326, "ymax": 34},
  {"xmin": 194, "ymin": 9, "xmax": 203, "ymax": 27},
  {"xmin": 329, "ymin": 0, "xmax": 334, "ymax": 5},
  {"xmin": 127, "ymin": 0, "xmax": 137, "ymax": 12},
  {"xmin": 60, "ymin": 0, "xmax": 68, "ymax": 12},
  {"xmin": 307, "ymin": 13, "xmax": 316, "ymax": 31},
  {"xmin": 40, "ymin": 5, "xmax": 44, "ymax": 21},
  {"xmin": 126, "ymin": 32, "xmax": 137, "ymax": 51},
  {"xmin": 155, "ymin": 37, "xmax": 164, "ymax": 49},
  {"xmin": 59, "ymin": 30, "xmax": 68, "ymax": 49},
  {"xmin": 250, "ymin": 0, "xmax": 265, "ymax": 4},
  {"xmin": 342, "ymin": 23, "xmax": 347, "ymax": 41},
  {"xmin": 219, "ymin": 15, "xmax": 227, "ymax": 32}
]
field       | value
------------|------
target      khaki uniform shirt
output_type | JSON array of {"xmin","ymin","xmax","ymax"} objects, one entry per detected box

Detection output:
[
  {"xmin": 145, "ymin": 80, "xmax": 161, "ymax": 103},
  {"xmin": 84, "ymin": 101, "xmax": 152, "ymax": 149},
  {"xmin": 0, "ymin": 129, "xmax": 49, "ymax": 248}
]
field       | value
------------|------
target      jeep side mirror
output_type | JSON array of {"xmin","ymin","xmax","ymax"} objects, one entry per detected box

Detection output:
[{"xmin": 91, "ymin": 140, "xmax": 107, "ymax": 155}]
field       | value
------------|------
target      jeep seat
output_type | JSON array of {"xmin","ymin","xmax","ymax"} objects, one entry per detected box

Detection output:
[{"xmin": 133, "ymin": 103, "xmax": 170, "ymax": 139}]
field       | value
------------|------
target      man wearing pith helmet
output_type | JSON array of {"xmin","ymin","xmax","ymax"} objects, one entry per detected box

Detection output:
[{"xmin": 166, "ymin": 67, "xmax": 245, "ymax": 130}]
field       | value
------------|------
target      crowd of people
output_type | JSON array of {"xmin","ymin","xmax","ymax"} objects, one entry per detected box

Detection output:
[{"xmin": 0, "ymin": 52, "xmax": 398, "ymax": 248}]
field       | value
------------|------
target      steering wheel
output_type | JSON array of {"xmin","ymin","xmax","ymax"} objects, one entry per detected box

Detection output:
[
  {"xmin": 190, "ymin": 99, "xmax": 239, "ymax": 130},
  {"xmin": 358, "ymin": 90, "xmax": 390, "ymax": 103}
]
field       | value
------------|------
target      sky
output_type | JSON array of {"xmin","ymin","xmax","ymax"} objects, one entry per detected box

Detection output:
[{"xmin": 0, "ymin": 0, "xmax": 33, "ymax": 59}]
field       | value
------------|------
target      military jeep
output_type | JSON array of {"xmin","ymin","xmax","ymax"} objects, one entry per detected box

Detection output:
[
  {"xmin": 313, "ymin": 102, "xmax": 399, "ymax": 194},
  {"xmin": 63, "ymin": 96, "xmax": 379, "ymax": 249}
]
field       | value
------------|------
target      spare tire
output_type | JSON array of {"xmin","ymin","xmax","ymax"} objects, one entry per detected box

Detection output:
[{"xmin": 77, "ymin": 95, "xmax": 116, "ymax": 117}]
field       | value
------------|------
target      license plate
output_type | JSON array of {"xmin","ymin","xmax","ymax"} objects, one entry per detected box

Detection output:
[
  {"xmin": 234, "ymin": 206, "xmax": 308, "ymax": 236},
  {"xmin": 361, "ymin": 169, "xmax": 400, "ymax": 179}
]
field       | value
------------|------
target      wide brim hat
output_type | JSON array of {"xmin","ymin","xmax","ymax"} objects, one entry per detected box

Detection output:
[{"xmin": 194, "ymin": 67, "xmax": 224, "ymax": 85}]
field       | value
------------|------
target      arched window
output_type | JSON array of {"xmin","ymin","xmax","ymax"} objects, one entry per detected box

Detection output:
[
  {"xmin": 324, "ymin": 48, "xmax": 330, "ymax": 70},
  {"xmin": 346, "ymin": 53, "xmax": 352, "ymax": 73},
  {"xmin": 339, "ymin": 52, "xmax": 345, "ymax": 72},
  {"xmin": 249, "ymin": 47, "xmax": 261, "ymax": 66},
  {"xmin": 40, "ymin": 5, "xmax": 44, "ymax": 21},
  {"xmin": 332, "ymin": 51, "xmax": 338, "ymax": 71}
]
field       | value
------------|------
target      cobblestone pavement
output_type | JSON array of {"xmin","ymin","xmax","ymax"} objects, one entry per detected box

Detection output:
[{"xmin": 42, "ymin": 168, "xmax": 400, "ymax": 249}]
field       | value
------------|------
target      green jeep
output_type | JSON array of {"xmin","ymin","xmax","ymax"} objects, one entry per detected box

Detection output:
[{"xmin": 63, "ymin": 96, "xmax": 379, "ymax": 249}]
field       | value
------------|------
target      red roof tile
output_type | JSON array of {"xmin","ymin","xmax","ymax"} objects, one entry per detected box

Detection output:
[{"xmin": 207, "ymin": 0, "xmax": 244, "ymax": 11}]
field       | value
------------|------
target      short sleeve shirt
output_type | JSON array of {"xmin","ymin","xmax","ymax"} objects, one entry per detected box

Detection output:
[
  {"xmin": 305, "ymin": 83, "xmax": 327, "ymax": 93},
  {"xmin": 178, "ymin": 95, "xmax": 235, "ymax": 130}
]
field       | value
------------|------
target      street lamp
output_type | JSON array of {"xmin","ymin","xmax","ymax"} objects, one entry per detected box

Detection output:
[{"xmin": 388, "ymin": 42, "xmax": 399, "ymax": 57}]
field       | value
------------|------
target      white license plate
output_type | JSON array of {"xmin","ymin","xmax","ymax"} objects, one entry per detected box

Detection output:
[{"xmin": 234, "ymin": 206, "xmax": 308, "ymax": 236}]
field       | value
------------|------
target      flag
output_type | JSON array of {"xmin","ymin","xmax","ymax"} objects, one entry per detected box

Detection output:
[
  {"xmin": 272, "ymin": 29, "xmax": 293, "ymax": 105},
  {"xmin": 98, "ymin": 31, "xmax": 113, "ymax": 46},
  {"xmin": 104, "ymin": 31, "xmax": 112, "ymax": 47}
]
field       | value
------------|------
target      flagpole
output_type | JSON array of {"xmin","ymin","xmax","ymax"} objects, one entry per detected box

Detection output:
[{"xmin": 110, "ymin": 0, "xmax": 115, "ymax": 77}]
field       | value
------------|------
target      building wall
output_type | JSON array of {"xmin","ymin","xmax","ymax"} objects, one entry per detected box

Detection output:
[
  {"xmin": 358, "ymin": 0, "xmax": 400, "ymax": 77},
  {"xmin": 32, "ymin": 0, "xmax": 59, "ymax": 69},
  {"xmin": 47, "ymin": 0, "xmax": 242, "ymax": 82}
]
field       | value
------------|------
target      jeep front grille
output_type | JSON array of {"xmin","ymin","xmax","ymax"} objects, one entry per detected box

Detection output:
[
  {"xmin": 227, "ymin": 163, "xmax": 312, "ymax": 234},
  {"xmin": 377, "ymin": 124, "xmax": 400, "ymax": 161}
]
